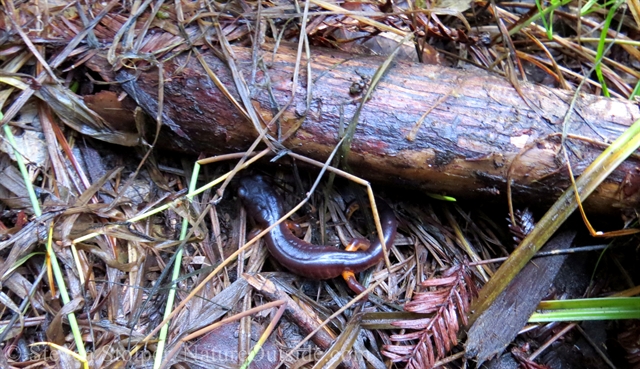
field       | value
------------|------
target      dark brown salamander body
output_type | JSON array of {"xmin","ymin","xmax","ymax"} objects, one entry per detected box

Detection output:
[{"xmin": 237, "ymin": 175, "xmax": 398, "ymax": 281}]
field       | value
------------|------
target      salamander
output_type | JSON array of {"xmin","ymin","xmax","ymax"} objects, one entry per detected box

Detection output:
[{"xmin": 237, "ymin": 174, "xmax": 398, "ymax": 295}]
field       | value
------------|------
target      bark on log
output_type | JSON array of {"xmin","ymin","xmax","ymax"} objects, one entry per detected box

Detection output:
[{"xmin": 88, "ymin": 43, "xmax": 640, "ymax": 213}]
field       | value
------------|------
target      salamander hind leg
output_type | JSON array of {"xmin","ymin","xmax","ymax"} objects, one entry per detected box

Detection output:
[
  {"xmin": 342, "ymin": 238, "xmax": 373, "ymax": 297},
  {"xmin": 345, "ymin": 237, "xmax": 371, "ymax": 251},
  {"xmin": 342, "ymin": 270, "xmax": 368, "ymax": 297}
]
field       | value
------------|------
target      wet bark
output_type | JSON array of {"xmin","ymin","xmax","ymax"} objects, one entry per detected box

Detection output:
[
  {"xmin": 87, "ymin": 42, "xmax": 640, "ymax": 213},
  {"xmin": 465, "ymin": 231, "xmax": 576, "ymax": 364}
]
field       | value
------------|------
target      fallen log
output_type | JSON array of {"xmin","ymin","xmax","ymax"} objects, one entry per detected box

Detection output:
[{"xmin": 87, "ymin": 42, "xmax": 640, "ymax": 213}]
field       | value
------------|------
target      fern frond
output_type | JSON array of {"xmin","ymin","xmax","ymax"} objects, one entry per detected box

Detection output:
[{"xmin": 382, "ymin": 265, "xmax": 477, "ymax": 367}]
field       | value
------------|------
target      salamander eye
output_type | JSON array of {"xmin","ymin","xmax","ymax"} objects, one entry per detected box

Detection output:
[{"xmin": 238, "ymin": 185, "xmax": 248, "ymax": 198}]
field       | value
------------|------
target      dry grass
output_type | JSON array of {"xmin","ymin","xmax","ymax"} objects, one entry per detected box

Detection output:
[{"xmin": 0, "ymin": 0, "xmax": 638, "ymax": 368}]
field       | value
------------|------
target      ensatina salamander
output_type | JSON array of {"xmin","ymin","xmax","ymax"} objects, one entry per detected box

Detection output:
[{"xmin": 238, "ymin": 175, "xmax": 398, "ymax": 294}]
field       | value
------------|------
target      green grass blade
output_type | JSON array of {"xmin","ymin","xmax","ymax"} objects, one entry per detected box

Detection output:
[{"xmin": 530, "ymin": 298, "xmax": 640, "ymax": 322}]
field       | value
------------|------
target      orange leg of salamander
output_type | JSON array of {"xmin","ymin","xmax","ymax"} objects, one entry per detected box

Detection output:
[
  {"xmin": 341, "ymin": 237, "xmax": 372, "ymax": 296},
  {"xmin": 342, "ymin": 270, "xmax": 367, "ymax": 296},
  {"xmin": 248, "ymin": 220, "xmax": 304, "ymax": 240}
]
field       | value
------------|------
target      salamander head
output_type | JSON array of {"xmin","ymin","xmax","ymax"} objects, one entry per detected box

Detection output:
[{"xmin": 237, "ymin": 175, "xmax": 283, "ymax": 227}]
